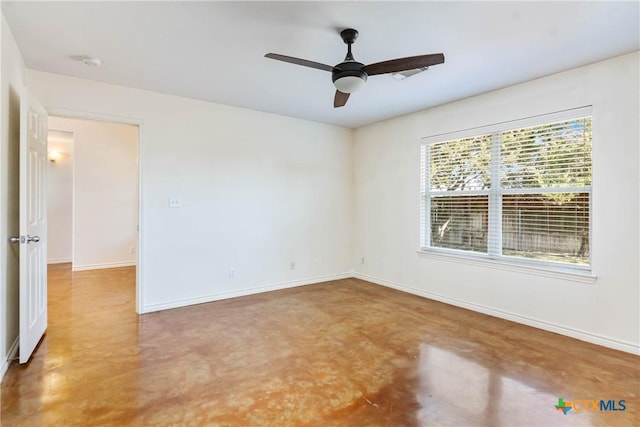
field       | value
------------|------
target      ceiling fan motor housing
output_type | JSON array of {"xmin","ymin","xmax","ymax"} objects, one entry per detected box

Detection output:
[{"xmin": 332, "ymin": 61, "xmax": 367, "ymax": 93}]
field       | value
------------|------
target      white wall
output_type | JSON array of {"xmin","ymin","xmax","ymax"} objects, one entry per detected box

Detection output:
[
  {"xmin": 0, "ymin": 13, "xmax": 25, "ymax": 378},
  {"xmin": 353, "ymin": 52, "xmax": 640, "ymax": 354},
  {"xmin": 27, "ymin": 70, "xmax": 354, "ymax": 313},
  {"xmin": 46, "ymin": 131, "xmax": 73, "ymax": 263},
  {"xmin": 48, "ymin": 117, "xmax": 138, "ymax": 270}
]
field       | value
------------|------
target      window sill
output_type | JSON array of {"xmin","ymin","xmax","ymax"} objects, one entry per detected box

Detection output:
[{"xmin": 416, "ymin": 249, "xmax": 597, "ymax": 284}]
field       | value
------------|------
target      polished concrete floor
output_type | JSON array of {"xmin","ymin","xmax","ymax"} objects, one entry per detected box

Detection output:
[{"xmin": 1, "ymin": 264, "xmax": 638, "ymax": 426}]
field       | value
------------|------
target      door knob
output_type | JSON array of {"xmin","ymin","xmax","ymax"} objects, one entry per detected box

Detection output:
[{"xmin": 8, "ymin": 235, "xmax": 39, "ymax": 244}]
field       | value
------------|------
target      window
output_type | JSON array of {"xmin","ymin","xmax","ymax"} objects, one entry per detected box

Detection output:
[{"xmin": 421, "ymin": 108, "xmax": 592, "ymax": 271}]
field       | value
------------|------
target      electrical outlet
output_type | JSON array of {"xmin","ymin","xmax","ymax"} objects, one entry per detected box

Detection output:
[
  {"xmin": 361, "ymin": 257, "xmax": 365, "ymax": 265},
  {"xmin": 312, "ymin": 257, "xmax": 319, "ymax": 269},
  {"xmin": 290, "ymin": 261, "xmax": 295, "ymax": 270},
  {"xmin": 229, "ymin": 269, "xmax": 236, "ymax": 279},
  {"xmin": 168, "ymin": 197, "xmax": 182, "ymax": 208},
  {"xmin": 129, "ymin": 247, "xmax": 136, "ymax": 254}
]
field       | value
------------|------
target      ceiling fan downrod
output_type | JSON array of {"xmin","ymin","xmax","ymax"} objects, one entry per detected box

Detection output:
[{"xmin": 340, "ymin": 28, "xmax": 359, "ymax": 61}]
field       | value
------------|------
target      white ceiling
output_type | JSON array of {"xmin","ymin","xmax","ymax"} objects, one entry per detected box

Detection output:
[{"xmin": 3, "ymin": 1, "xmax": 639, "ymax": 128}]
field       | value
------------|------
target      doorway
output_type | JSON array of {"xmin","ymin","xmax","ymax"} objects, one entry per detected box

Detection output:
[
  {"xmin": 46, "ymin": 130, "xmax": 73, "ymax": 265},
  {"xmin": 46, "ymin": 116, "xmax": 139, "ymax": 295}
]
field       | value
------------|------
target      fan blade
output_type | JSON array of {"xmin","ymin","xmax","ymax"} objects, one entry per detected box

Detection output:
[
  {"xmin": 334, "ymin": 90, "xmax": 350, "ymax": 108},
  {"xmin": 363, "ymin": 53, "xmax": 445, "ymax": 76},
  {"xmin": 265, "ymin": 53, "xmax": 334, "ymax": 72}
]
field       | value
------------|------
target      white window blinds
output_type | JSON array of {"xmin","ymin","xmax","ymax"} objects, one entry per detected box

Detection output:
[
  {"xmin": 501, "ymin": 118, "xmax": 591, "ymax": 190},
  {"xmin": 421, "ymin": 108, "xmax": 592, "ymax": 269}
]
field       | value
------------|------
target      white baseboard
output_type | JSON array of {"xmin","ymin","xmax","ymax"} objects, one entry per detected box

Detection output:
[
  {"xmin": 1, "ymin": 336, "xmax": 19, "ymax": 383},
  {"xmin": 72, "ymin": 261, "xmax": 136, "ymax": 271},
  {"xmin": 142, "ymin": 272, "xmax": 353, "ymax": 314},
  {"xmin": 48, "ymin": 258, "xmax": 71, "ymax": 265},
  {"xmin": 353, "ymin": 272, "xmax": 640, "ymax": 356}
]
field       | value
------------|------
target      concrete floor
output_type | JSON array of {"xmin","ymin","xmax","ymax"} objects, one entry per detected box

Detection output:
[{"xmin": 1, "ymin": 264, "xmax": 638, "ymax": 426}]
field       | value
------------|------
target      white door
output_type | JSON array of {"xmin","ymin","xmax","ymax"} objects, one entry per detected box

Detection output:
[{"xmin": 18, "ymin": 90, "xmax": 48, "ymax": 363}]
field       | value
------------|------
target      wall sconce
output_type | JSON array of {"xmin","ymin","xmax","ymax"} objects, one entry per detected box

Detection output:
[{"xmin": 48, "ymin": 151, "xmax": 63, "ymax": 163}]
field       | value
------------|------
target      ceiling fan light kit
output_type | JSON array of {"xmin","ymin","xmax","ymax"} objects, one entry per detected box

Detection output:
[
  {"xmin": 265, "ymin": 28, "xmax": 444, "ymax": 108},
  {"xmin": 332, "ymin": 68, "xmax": 367, "ymax": 93}
]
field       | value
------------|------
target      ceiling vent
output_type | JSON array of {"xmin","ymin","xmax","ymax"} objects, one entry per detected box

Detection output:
[{"xmin": 392, "ymin": 66, "xmax": 429, "ymax": 80}]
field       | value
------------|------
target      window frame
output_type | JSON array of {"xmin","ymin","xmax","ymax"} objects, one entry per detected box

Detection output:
[{"xmin": 419, "ymin": 106, "xmax": 595, "ymax": 280}]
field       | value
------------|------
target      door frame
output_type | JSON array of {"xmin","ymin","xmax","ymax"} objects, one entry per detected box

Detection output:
[{"xmin": 46, "ymin": 107, "xmax": 144, "ymax": 314}]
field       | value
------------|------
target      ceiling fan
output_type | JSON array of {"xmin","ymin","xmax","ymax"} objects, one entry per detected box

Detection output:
[{"xmin": 265, "ymin": 28, "xmax": 445, "ymax": 108}]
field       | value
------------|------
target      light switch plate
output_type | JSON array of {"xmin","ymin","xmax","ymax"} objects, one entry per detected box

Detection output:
[{"xmin": 168, "ymin": 197, "xmax": 182, "ymax": 208}]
